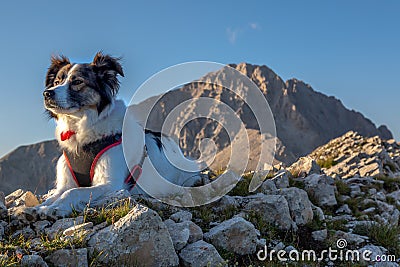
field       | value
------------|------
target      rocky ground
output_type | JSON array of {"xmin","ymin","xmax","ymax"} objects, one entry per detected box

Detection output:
[{"xmin": 0, "ymin": 131, "xmax": 399, "ymax": 267}]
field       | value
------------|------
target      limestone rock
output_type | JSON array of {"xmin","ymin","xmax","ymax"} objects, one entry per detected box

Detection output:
[
  {"xmin": 309, "ymin": 131, "xmax": 400, "ymax": 178},
  {"xmin": 170, "ymin": 210, "xmax": 192, "ymax": 223},
  {"xmin": 204, "ymin": 216, "xmax": 258, "ymax": 255},
  {"xmin": 88, "ymin": 203, "xmax": 178, "ymax": 266},
  {"xmin": 63, "ymin": 222, "xmax": 93, "ymax": 237},
  {"xmin": 279, "ymin": 187, "xmax": 314, "ymax": 225},
  {"xmin": 244, "ymin": 193, "xmax": 295, "ymax": 230},
  {"xmin": 45, "ymin": 216, "xmax": 84, "ymax": 239},
  {"xmin": 46, "ymin": 248, "xmax": 88, "ymax": 267},
  {"xmin": 179, "ymin": 240, "xmax": 226, "ymax": 267},
  {"xmin": 259, "ymin": 179, "xmax": 278, "ymax": 195},
  {"xmin": 21, "ymin": 255, "xmax": 48, "ymax": 267},
  {"xmin": 271, "ymin": 170, "xmax": 290, "ymax": 189},
  {"xmin": 164, "ymin": 219, "xmax": 190, "ymax": 251},
  {"xmin": 287, "ymin": 156, "xmax": 321, "ymax": 177},
  {"xmin": 304, "ymin": 174, "xmax": 337, "ymax": 206},
  {"xmin": 311, "ymin": 229, "xmax": 327, "ymax": 242}
]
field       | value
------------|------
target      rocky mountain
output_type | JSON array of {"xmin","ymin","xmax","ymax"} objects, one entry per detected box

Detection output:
[
  {"xmin": 0, "ymin": 63, "xmax": 394, "ymax": 194},
  {"xmin": 0, "ymin": 140, "xmax": 60, "ymax": 195},
  {"xmin": 132, "ymin": 62, "xmax": 392, "ymax": 169},
  {"xmin": 308, "ymin": 131, "xmax": 400, "ymax": 179}
]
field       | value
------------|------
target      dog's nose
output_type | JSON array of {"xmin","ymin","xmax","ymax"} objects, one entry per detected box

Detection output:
[{"xmin": 43, "ymin": 90, "xmax": 55, "ymax": 98}]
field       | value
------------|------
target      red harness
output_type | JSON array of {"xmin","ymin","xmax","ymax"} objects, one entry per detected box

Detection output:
[{"xmin": 62, "ymin": 132, "xmax": 143, "ymax": 191}]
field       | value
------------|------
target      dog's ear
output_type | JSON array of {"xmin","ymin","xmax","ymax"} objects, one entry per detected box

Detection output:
[
  {"xmin": 91, "ymin": 51, "xmax": 124, "ymax": 96},
  {"xmin": 45, "ymin": 55, "xmax": 70, "ymax": 88}
]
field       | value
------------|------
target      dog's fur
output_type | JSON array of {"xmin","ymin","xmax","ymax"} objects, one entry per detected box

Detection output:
[{"xmin": 38, "ymin": 52, "xmax": 201, "ymax": 217}]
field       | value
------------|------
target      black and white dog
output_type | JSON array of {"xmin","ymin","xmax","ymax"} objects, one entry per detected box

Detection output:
[{"xmin": 38, "ymin": 52, "xmax": 201, "ymax": 217}]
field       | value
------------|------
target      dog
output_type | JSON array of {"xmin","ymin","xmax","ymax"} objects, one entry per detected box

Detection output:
[{"xmin": 37, "ymin": 52, "xmax": 202, "ymax": 217}]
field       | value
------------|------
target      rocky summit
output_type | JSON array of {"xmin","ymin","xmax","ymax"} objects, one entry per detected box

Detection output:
[{"xmin": 0, "ymin": 131, "xmax": 399, "ymax": 266}]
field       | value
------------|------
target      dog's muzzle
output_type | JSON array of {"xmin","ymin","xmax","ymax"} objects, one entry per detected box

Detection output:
[{"xmin": 43, "ymin": 90, "xmax": 55, "ymax": 100}]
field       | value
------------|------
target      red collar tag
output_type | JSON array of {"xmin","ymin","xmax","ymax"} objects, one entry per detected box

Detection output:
[{"xmin": 60, "ymin": 130, "xmax": 76, "ymax": 141}]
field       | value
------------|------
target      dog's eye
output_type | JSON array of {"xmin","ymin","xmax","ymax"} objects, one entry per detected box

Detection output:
[
  {"xmin": 71, "ymin": 80, "xmax": 83, "ymax": 86},
  {"xmin": 54, "ymin": 80, "xmax": 60, "ymax": 86}
]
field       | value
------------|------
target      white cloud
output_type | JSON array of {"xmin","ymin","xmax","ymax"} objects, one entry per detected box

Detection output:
[
  {"xmin": 226, "ymin": 23, "xmax": 261, "ymax": 44},
  {"xmin": 226, "ymin": 27, "xmax": 240, "ymax": 44},
  {"xmin": 249, "ymin": 23, "xmax": 259, "ymax": 30}
]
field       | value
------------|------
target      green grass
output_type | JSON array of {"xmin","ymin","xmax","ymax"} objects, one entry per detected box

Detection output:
[
  {"xmin": 375, "ymin": 176, "xmax": 400, "ymax": 193},
  {"xmin": 326, "ymin": 219, "xmax": 348, "ymax": 232},
  {"xmin": 190, "ymin": 203, "xmax": 238, "ymax": 232},
  {"xmin": 227, "ymin": 172, "xmax": 254, "ymax": 197},
  {"xmin": 316, "ymin": 157, "xmax": 337, "ymax": 169},
  {"xmin": 40, "ymin": 231, "xmax": 87, "ymax": 253},
  {"xmin": 353, "ymin": 222, "xmax": 400, "ymax": 256},
  {"xmin": 0, "ymin": 254, "xmax": 19, "ymax": 267},
  {"xmin": 245, "ymin": 210, "xmax": 280, "ymax": 241},
  {"xmin": 288, "ymin": 177, "xmax": 305, "ymax": 189},
  {"xmin": 335, "ymin": 180, "xmax": 351, "ymax": 195},
  {"xmin": 81, "ymin": 198, "xmax": 133, "ymax": 225}
]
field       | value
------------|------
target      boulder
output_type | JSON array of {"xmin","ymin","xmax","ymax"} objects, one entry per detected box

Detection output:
[
  {"xmin": 204, "ymin": 216, "xmax": 258, "ymax": 255},
  {"xmin": 311, "ymin": 229, "xmax": 327, "ymax": 242},
  {"xmin": 244, "ymin": 193, "xmax": 295, "ymax": 230},
  {"xmin": 179, "ymin": 240, "xmax": 226, "ymax": 267},
  {"xmin": 21, "ymin": 255, "xmax": 48, "ymax": 267},
  {"xmin": 88, "ymin": 203, "xmax": 178, "ymax": 266},
  {"xmin": 46, "ymin": 248, "xmax": 88, "ymax": 267},
  {"xmin": 170, "ymin": 210, "xmax": 192, "ymax": 223},
  {"xmin": 279, "ymin": 187, "xmax": 314, "ymax": 225},
  {"xmin": 304, "ymin": 174, "xmax": 337, "ymax": 206},
  {"xmin": 45, "ymin": 216, "xmax": 84, "ymax": 239},
  {"xmin": 287, "ymin": 156, "xmax": 321, "ymax": 177},
  {"xmin": 271, "ymin": 170, "xmax": 290, "ymax": 189}
]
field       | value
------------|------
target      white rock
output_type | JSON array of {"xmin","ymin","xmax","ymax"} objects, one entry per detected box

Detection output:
[
  {"xmin": 5, "ymin": 189, "xmax": 25, "ymax": 206},
  {"xmin": 45, "ymin": 216, "xmax": 84, "ymax": 239},
  {"xmin": 271, "ymin": 170, "xmax": 290, "ymax": 189},
  {"xmin": 170, "ymin": 210, "xmax": 192, "ymax": 223},
  {"xmin": 204, "ymin": 216, "xmax": 258, "ymax": 255},
  {"xmin": 88, "ymin": 203, "xmax": 178, "ymax": 266},
  {"xmin": 311, "ymin": 229, "xmax": 327, "ymax": 242},
  {"xmin": 288, "ymin": 156, "xmax": 321, "ymax": 177},
  {"xmin": 280, "ymin": 187, "xmax": 314, "ymax": 225},
  {"xmin": 164, "ymin": 219, "xmax": 190, "ymax": 251},
  {"xmin": 244, "ymin": 193, "xmax": 295, "ymax": 230},
  {"xmin": 63, "ymin": 222, "xmax": 93, "ymax": 236},
  {"xmin": 21, "ymin": 255, "xmax": 48, "ymax": 267},
  {"xmin": 259, "ymin": 179, "xmax": 278, "ymax": 195},
  {"xmin": 336, "ymin": 204, "xmax": 352, "ymax": 215},
  {"xmin": 179, "ymin": 240, "xmax": 226, "ymax": 267},
  {"xmin": 304, "ymin": 174, "xmax": 337, "ymax": 206},
  {"xmin": 46, "ymin": 248, "xmax": 88, "ymax": 267}
]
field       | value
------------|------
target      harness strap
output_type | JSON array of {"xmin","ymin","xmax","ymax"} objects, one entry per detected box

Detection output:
[
  {"xmin": 89, "ymin": 139, "xmax": 122, "ymax": 180},
  {"xmin": 125, "ymin": 146, "xmax": 147, "ymax": 191},
  {"xmin": 63, "ymin": 150, "xmax": 81, "ymax": 188},
  {"xmin": 64, "ymin": 136, "xmax": 147, "ymax": 191}
]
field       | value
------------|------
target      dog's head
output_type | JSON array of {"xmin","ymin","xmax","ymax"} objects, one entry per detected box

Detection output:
[{"xmin": 43, "ymin": 52, "xmax": 124, "ymax": 118}]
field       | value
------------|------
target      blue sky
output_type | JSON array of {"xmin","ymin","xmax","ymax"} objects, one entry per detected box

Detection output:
[{"xmin": 0, "ymin": 1, "xmax": 399, "ymax": 157}]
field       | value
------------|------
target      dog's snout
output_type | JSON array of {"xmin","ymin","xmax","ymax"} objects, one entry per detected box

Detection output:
[{"xmin": 43, "ymin": 90, "xmax": 55, "ymax": 98}]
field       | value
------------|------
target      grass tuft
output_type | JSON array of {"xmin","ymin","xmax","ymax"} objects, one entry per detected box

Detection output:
[
  {"xmin": 316, "ymin": 157, "xmax": 337, "ymax": 169},
  {"xmin": 353, "ymin": 222, "xmax": 400, "ymax": 256}
]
